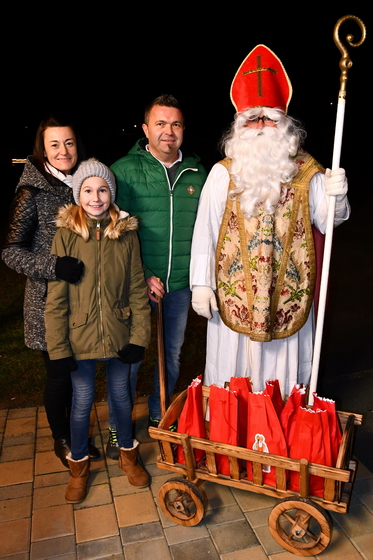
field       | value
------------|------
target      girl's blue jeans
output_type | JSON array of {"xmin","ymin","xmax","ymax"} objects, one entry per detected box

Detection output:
[
  {"xmin": 70, "ymin": 358, "xmax": 134, "ymax": 460},
  {"xmin": 108, "ymin": 287, "xmax": 192, "ymax": 427}
]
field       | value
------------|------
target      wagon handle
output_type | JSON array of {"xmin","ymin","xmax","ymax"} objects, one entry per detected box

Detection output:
[{"xmin": 156, "ymin": 296, "xmax": 167, "ymax": 418}]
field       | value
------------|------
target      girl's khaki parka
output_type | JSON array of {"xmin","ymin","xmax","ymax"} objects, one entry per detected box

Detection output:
[{"xmin": 45, "ymin": 204, "xmax": 151, "ymax": 361}]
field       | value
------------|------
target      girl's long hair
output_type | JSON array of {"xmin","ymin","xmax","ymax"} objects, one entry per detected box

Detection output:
[{"xmin": 68, "ymin": 204, "xmax": 121, "ymax": 242}]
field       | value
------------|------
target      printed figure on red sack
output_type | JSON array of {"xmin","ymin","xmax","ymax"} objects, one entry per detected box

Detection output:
[
  {"xmin": 252, "ymin": 434, "xmax": 271, "ymax": 473},
  {"xmin": 190, "ymin": 45, "xmax": 350, "ymax": 398}
]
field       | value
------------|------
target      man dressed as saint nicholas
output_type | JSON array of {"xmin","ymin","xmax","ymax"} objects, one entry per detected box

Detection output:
[{"xmin": 190, "ymin": 44, "xmax": 350, "ymax": 398}]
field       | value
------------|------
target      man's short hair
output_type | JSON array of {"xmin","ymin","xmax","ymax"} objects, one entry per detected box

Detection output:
[{"xmin": 144, "ymin": 94, "xmax": 184, "ymax": 124}]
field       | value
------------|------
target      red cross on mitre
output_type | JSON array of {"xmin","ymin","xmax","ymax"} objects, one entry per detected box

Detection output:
[{"xmin": 230, "ymin": 44, "xmax": 292, "ymax": 113}]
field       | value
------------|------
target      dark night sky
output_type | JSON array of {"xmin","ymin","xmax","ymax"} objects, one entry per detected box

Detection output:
[
  {"xmin": 2, "ymin": 7, "xmax": 372, "ymax": 381},
  {"xmin": 5, "ymin": 7, "xmax": 369, "ymax": 175}
]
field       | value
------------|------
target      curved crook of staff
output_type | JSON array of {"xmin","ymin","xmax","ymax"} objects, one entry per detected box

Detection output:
[{"xmin": 308, "ymin": 15, "xmax": 366, "ymax": 406}]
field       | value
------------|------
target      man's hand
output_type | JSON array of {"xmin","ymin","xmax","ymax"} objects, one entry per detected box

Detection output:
[
  {"xmin": 146, "ymin": 276, "xmax": 165, "ymax": 303},
  {"xmin": 325, "ymin": 168, "xmax": 348, "ymax": 198},
  {"xmin": 192, "ymin": 286, "xmax": 218, "ymax": 319}
]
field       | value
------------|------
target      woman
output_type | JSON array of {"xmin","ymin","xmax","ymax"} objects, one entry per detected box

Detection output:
[{"xmin": 2, "ymin": 115, "xmax": 100, "ymax": 467}]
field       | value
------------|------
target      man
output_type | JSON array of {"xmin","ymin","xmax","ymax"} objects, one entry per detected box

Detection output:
[
  {"xmin": 111, "ymin": 94, "xmax": 207, "ymax": 436},
  {"xmin": 190, "ymin": 45, "xmax": 349, "ymax": 399}
]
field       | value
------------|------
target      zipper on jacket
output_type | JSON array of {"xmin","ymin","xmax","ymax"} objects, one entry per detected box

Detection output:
[
  {"xmin": 164, "ymin": 166, "xmax": 198, "ymax": 292},
  {"xmin": 96, "ymin": 222, "xmax": 106, "ymax": 357}
]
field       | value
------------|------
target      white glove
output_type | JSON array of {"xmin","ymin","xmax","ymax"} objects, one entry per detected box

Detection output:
[
  {"xmin": 325, "ymin": 168, "xmax": 348, "ymax": 197},
  {"xmin": 192, "ymin": 286, "xmax": 218, "ymax": 319}
]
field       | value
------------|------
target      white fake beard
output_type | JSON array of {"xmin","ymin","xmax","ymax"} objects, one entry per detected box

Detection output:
[{"xmin": 227, "ymin": 126, "xmax": 299, "ymax": 218}]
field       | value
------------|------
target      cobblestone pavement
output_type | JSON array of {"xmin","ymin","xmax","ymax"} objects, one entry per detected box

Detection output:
[{"xmin": 1, "ymin": 399, "xmax": 372, "ymax": 560}]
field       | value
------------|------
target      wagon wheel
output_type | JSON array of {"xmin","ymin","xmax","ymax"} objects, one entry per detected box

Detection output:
[
  {"xmin": 158, "ymin": 478, "xmax": 207, "ymax": 526},
  {"xmin": 268, "ymin": 497, "xmax": 333, "ymax": 556}
]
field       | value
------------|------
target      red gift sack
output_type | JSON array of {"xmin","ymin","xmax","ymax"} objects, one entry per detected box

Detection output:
[
  {"xmin": 209, "ymin": 385, "xmax": 239, "ymax": 476},
  {"xmin": 229, "ymin": 377, "xmax": 252, "ymax": 448},
  {"xmin": 264, "ymin": 379, "xmax": 284, "ymax": 418},
  {"xmin": 280, "ymin": 384, "xmax": 307, "ymax": 445},
  {"xmin": 246, "ymin": 392, "xmax": 288, "ymax": 487},
  {"xmin": 312, "ymin": 393, "xmax": 342, "ymax": 466},
  {"xmin": 288, "ymin": 407, "xmax": 333, "ymax": 497},
  {"xmin": 176, "ymin": 375, "xmax": 206, "ymax": 465}
]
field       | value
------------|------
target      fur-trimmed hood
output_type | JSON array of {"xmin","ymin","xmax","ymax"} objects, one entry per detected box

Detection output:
[{"xmin": 55, "ymin": 203, "xmax": 138, "ymax": 239}]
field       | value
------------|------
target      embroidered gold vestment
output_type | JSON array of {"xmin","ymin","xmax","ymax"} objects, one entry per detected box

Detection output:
[{"xmin": 215, "ymin": 152, "xmax": 324, "ymax": 342}]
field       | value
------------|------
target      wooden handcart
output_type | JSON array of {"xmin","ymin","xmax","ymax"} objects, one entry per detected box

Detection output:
[{"xmin": 149, "ymin": 384, "xmax": 362, "ymax": 556}]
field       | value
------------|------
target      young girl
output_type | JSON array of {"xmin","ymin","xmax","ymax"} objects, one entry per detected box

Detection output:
[{"xmin": 45, "ymin": 158, "xmax": 151, "ymax": 503}]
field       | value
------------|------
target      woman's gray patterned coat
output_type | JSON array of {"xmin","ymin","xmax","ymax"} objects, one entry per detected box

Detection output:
[{"xmin": 2, "ymin": 157, "xmax": 74, "ymax": 350}]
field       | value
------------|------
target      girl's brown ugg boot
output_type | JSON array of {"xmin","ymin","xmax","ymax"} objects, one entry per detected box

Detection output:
[
  {"xmin": 119, "ymin": 440, "xmax": 150, "ymax": 487},
  {"xmin": 65, "ymin": 455, "xmax": 90, "ymax": 503}
]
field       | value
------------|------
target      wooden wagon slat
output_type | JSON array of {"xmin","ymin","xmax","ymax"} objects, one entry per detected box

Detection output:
[
  {"xmin": 324, "ymin": 478, "xmax": 337, "ymax": 503},
  {"xmin": 299, "ymin": 458, "xmax": 310, "ymax": 498},
  {"xmin": 179, "ymin": 433, "xmax": 196, "ymax": 480},
  {"xmin": 336, "ymin": 415, "xmax": 356, "ymax": 470},
  {"xmin": 228, "ymin": 457, "xmax": 241, "ymax": 480},
  {"xmin": 205, "ymin": 451, "xmax": 217, "ymax": 475},
  {"xmin": 158, "ymin": 440, "xmax": 175, "ymax": 465},
  {"xmin": 276, "ymin": 467, "xmax": 287, "ymax": 492},
  {"xmin": 252, "ymin": 462, "xmax": 263, "ymax": 485}
]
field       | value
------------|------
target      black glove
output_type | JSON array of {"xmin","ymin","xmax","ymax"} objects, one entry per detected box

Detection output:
[
  {"xmin": 51, "ymin": 356, "xmax": 78, "ymax": 375},
  {"xmin": 117, "ymin": 344, "xmax": 145, "ymax": 364},
  {"xmin": 55, "ymin": 256, "xmax": 84, "ymax": 283}
]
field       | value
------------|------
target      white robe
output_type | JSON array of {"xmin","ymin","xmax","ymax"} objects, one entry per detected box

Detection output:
[{"xmin": 190, "ymin": 163, "xmax": 350, "ymax": 398}]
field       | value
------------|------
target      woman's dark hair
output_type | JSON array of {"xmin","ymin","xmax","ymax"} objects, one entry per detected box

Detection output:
[{"xmin": 33, "ymin": 114, "xmax": 86, "ymax": 175}]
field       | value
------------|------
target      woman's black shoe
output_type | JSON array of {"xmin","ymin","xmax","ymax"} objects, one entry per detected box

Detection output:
[
  {"xmin": 88, "ymin": 439, "xmax": 101, "ymax": 460},
  {"xmin": 54, "ymin": 438, "xmax": 70, "ymax": 468},
  {"xmin": 54, "ymin": 438, "xmax": 100, "ymax": 464}
]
